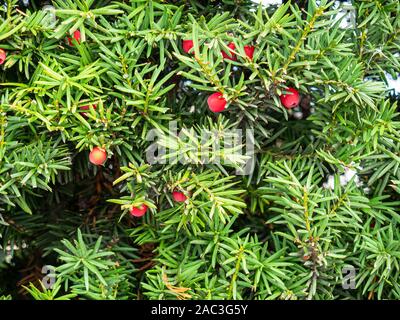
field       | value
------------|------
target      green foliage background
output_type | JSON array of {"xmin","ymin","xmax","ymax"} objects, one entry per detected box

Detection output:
[{"xmin": 0, "ymin": 0, "xmax": 400, "ymax": 300}]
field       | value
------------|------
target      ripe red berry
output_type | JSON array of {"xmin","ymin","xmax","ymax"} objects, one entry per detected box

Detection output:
[
  {"xmin": 182, "ymin": 40, "xmax": 194, "ymax": 54},
  {"xmin": 172, "ymin": 191, "xmax": 187, "ymax": 202},
  {"xmin": 0, "ymin": 49, "xmax": 6, "ymax": 65},
  {"xmin": 244, "ymin": 45, "xmax": 255, "ymax": 60},
  {"xmin": 207, "ymin": 92, "xmax": 227, "ymax": 113},
  {"xmin": 129, "ymin": 204, "xmax": 148, "ymax": 217},
  {"xmin": 222, "ymin": 42, "xmax": 237, "ymax": 61},
  {"xmin": 89, "ymin": 147, "xmax": 107, "ymax": 166},
  {"xmin": 279, "ymin": 87, "xmax": 300, "ymax": 109},
  {"xmin": 80, "ymin": 104, "xmax": 97, "ymax": 118},
  {"xmin": 67, "ymin": 30, "xmax": 81, "ymax": 46},
  {"xmin": 370, "ymin": 221, "xmax": 376, "ymax": 228}
]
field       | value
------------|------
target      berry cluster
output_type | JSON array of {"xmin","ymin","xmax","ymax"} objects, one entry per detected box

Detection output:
[
  {"xmin": 82, "ymin": 37, "xmax": 302, "ymax": 220},
  {"xmin": 182, "ymin": 39, "xmax": 301, "ymax": 113}
]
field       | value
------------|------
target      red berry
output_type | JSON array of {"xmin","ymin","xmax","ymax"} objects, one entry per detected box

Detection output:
[
  {"xmin": 67, "ymin": 30, "xmax": 81, "ymax": 46},
  {"xmin": 80, "ymin": 104, "xmax": 97, "ymax": 118},
  {"xmin": 279, "ymin": 87, "xmax": 300, "ymax": 109},
  {"xmin": 89, "ymin": 147, "xmax": 107, "ymax": 166},
  {"xmin": 182, "ymin": 40, "xmax": 194, "ymax": 54},
  {"xmin": 370, "ymin": 221, "xmax": 376, "ymax": 228},
  {"xmin": 222, "ymin": 42, "xmax": 237, "ymax": 61},
  {"xmin": 244, "ymin": 45, "xmax": 255, "ymax": 60},
  {"xmin": 129, "ymin": 204, "xmax": 148, "ymax": 217},
  {"xmin": 172, "ymin": 191, "xmax": 187, "ymax": 202},
  {"xmin": 0, "ymin": 49, "xmax": 6, "ymax": 65},
  {"xmin": 207, "ymin": 92, "xmax": 227, "ymax": 113}
]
